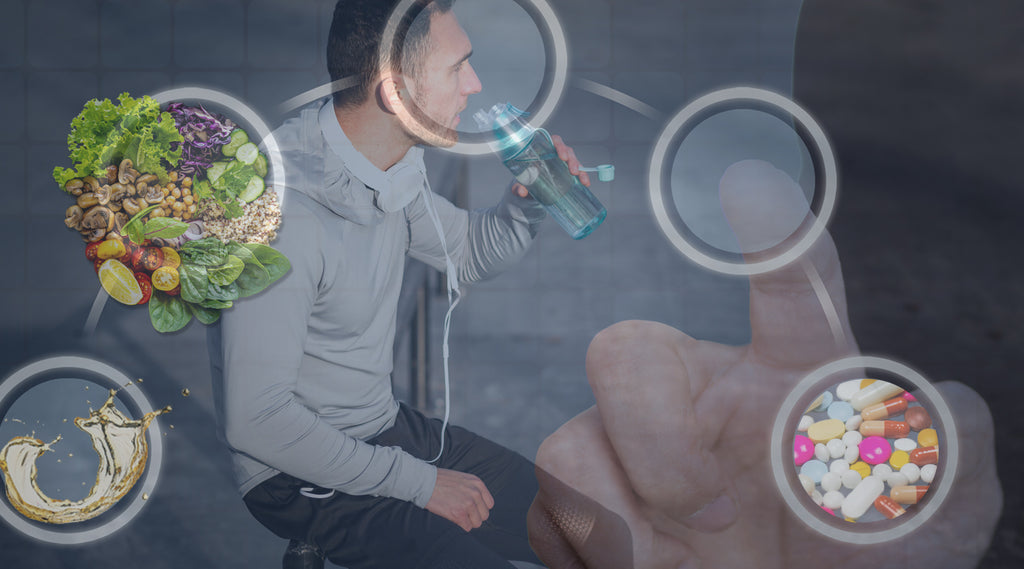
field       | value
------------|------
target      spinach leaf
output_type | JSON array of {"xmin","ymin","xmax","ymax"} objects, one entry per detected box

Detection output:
[
  {"xmin": 143, "ymin": 217, "xmax": 189, "ymax": 240},
  {"xmin": 149, "ymin": 291, "xmax": 192, "ymax": 333},
  {"xmin": 243, "ymin": 243, "xmax": 291, "ymax": 282},
  {"xmin": 188, "ymin": 302, "xmax": 221, "ymax": 325},
  {"xmin": 206, "ymin": 280, "xmax": 239, "ymax": 302},
  {"xmin": 234, "ymin": 260, "xmax": 271, "ymax": 298},
  {"xmin": 208, "ymin": 254, "xmax": 245, "ymax": 286},
  {"xmin": 180, "ymin": 237, "xmax": 228, "ymax": 266},
  {"xmin": 179, "ymin": 264, "xmax": 209, "ymax": 304},
  {"xmin": 200, "ymin": 298, "xmax": 233, "ymax": 309}
]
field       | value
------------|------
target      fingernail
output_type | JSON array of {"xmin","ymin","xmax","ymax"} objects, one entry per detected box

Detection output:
[{"xmin": 685, "ymin": 494, "xmax": 737, "ymax": 533}]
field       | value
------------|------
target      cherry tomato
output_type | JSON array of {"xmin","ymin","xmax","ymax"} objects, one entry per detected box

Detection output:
[
  {"xmin": 85, "ymin": 241, "xmax": 100, "ymax": 262},
  {"xmin": 120, "ymin": 238, "xmax": 139, "ymax": 265},
  {"xmin": 134, "ymin": 272, "xmax": 153, "ymax": 305},
  {"xmin": 152, "ymin": 266, "xmax": 180, "ymax": 292},
  {"xmin": 93, "ymin": 258, "xmax": 104, "ymax": 274},
  {"xmin": 165, "ymin": 283, "xmax": 181, "ymax": 296},
  {"xmin": 131, "ymin": 247, "xmax": 163, "ymax": 272}
]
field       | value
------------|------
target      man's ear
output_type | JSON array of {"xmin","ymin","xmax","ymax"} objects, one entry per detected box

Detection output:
[{"xmin": 379, "ymin": 74, "xmax": 407, "ymax": 115}]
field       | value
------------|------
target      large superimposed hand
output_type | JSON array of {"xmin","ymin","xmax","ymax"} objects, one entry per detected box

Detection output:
[{"xmin": 528, "ymin": 160, "xmax": 1003, "ymax": 568}]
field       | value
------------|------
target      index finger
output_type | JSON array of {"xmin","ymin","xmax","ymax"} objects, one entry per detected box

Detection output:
[{"xmin": 718, "ymin": 160, "xmax": 857, "ymax": 368}]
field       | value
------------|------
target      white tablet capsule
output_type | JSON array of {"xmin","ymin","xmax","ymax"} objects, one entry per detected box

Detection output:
[
  {"xmin": 844, "ymin": 444, "xmax": 860, "ymax": 464},
  {"xmin": 845, "ymin": 415, "xmax": 863, "ymax": 432},
  {"xmin": 798, "ymin": 415, "xmax": 814, "ymax": 432},
  {"xmin": 815, "ymin": 443, "xmax": 829, "ymax": 462},
  {"xmin": 850, "ymin": 381, "xmax": 904, "ymax": 412},
  {"xmin": 812, "ymin": 489, "xmax": 823, "ymax": 506},
  {"xmin": 872, "ymin": 463, "xmax": 893, "ymax": 479},
  {"xmin": 887, "ymin": 472, "xmax": 910, "ymax": 488},
  {"xmin": 823, "ymin": 490, "xmax": 845, "ymax": 510},
  {"xmin": 920, "ymin": 464, "xmax": 937, "ymax": 484},
  {"xmin": 900, "ymin": 463, "xmax": 921, "ymax": 484},
  {"xmin": 842, "ymin": 431, "xmax": 863, "ymax": 447},
  {"xmin": 827, "ymin": 439, "xmax": 846, "ymax": 459},
  {"xmin": 829, "ymin": 459, "xmax": 850, "ymax": 474},
  {"xmin": 798, "ymin": 473, "xmax": 815, "ymax": 495},
  {"xmin": 836, "ymin": 379, "xmax": 863, "ymax": 401},
  {"xmin": 821, "ymin": 472, "xmax": 842, "ymax": 492},
  {"xmin": 841, "ymin": 469, "xmax": 862, "ymax": 489},
  {"xmin": 894, "ymin": 438, "xmax": 918, "ymax": 452},
  {"xmin": 842, "ymin": 475, "xmax": 884, "ymax": 519}
]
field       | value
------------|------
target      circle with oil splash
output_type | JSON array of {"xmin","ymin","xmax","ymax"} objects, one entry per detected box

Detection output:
[{"xmin": 0, "ymin": 356, "xmax": 165, "ymax": 544}]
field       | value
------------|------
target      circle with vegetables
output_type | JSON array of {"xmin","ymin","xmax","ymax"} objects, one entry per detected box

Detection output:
[{"xmin": 54, "ymin": 93, "xmax": 291, "ymax": 332}]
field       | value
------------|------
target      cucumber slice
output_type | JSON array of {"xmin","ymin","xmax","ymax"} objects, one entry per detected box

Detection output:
[
  {"xmin": 239, "ymin": 175, "xmax": 265, "ymax": 203},
  {"xmin": 253, "ymin": 153, "xmax": 268, "ymax": 177},
  {"xmin": 221, "ymin": 129, "xmax": 249, "ymax": 157},
  {"xmin": 236, "ymin": 143, "xmax": 259, "ymax": 165},
  {"xmin": 207, "ymin": 161, "xmax": 230, "ymax": 182}
]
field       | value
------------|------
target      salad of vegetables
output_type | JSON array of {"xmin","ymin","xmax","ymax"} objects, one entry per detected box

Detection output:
[{"xmin": 54, "ymin": 92, "xmax": 289, "ymax": 333}]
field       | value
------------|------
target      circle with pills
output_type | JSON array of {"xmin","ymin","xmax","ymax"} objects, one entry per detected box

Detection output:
[{"xmin": 770, "ymin": 356, "xmax": 958, "ymax": 544}]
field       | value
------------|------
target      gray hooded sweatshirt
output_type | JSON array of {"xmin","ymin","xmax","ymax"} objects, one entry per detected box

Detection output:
[{"xmin": 208, "ymin": 100, "xmax": 545, "ymax": 507}]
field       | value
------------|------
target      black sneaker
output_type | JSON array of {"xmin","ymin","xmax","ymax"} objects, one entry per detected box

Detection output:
[{"xmin": 282, "ymin": 539, "xmax": 325, "ymax": 569}]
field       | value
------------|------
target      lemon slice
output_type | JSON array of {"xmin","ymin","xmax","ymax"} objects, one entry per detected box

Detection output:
[{"xmin": 98, "ymin": 259, "xmax": 143, "ymax": 305}]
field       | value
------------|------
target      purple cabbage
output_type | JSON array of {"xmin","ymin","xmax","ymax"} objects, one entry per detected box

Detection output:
[{"xmin": 166, "ymin": 102, "xmax": 236, "ymax": 175}]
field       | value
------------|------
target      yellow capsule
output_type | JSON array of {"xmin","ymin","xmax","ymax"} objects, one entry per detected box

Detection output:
[
  {"xmin": 859, "ymin": 378, "xmax": 877, "ymax": 389},
  {"xmin": 808, "ymin": 419, "xmax": 846, "ymax": 444},
  {"xmin": 850, "ymin": 461, "xmax": 871, "ymax": 478},
  {"xmin": 918, "ymin": 428, "xmax": 938, "ymax": 448},
  {"xmin": 889, "ymin": 450, "xmax": 910, "ymax": 469}
]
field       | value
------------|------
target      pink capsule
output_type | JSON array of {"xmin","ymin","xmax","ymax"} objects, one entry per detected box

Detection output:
[
  {"xmin": 902, "ymin": 392, "xmax": 917, "ymax": 402},
  {"xmin": 859, "ymin": 436, "xmax": 893, "ymax": 465},
  {"xmin": 794, "ymin": 435, "xmax": 814, "ymax": 466}
]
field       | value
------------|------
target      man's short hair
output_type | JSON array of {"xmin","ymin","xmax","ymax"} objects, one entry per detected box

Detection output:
[{"xmin": 327, "ymin": 0, "xmax": 456, "ymax": 109}]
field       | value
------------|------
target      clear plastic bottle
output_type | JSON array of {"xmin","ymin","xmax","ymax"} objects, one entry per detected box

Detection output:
[{"xmin": 474, "ymin": 103, "xmax": 607, "ymax": 239}]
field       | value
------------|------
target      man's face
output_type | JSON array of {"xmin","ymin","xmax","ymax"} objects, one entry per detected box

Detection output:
[{"xmin": 403, "ymin": 10, "xmax": 482, "ymax": 147}]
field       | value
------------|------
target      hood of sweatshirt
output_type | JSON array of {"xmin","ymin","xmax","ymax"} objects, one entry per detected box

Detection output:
[{"xmin": 268, "ymin": 99, "xmax": 427, "ymax": 226}]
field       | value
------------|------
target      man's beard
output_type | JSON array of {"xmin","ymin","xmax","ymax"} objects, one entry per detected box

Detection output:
[{"xmin": 405, "ymin": 96, "xmax": 460, "ymax": 147}]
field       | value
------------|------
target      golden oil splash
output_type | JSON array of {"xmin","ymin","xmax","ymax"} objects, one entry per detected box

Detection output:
[{"xmin": 0, "ymin": 390, "xmax": 168, "ymax": 524}]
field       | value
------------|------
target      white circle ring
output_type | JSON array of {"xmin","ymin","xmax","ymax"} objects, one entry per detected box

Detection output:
[
  {"xmin": 0, "ymin": 356, "xmax": 165, "ymax": 545},
  {"xmin": 381, "ymin": 0, "xmax": 569, "ymax": 156},
  {"xmin": 151, "ymin": 87, "xmax": 286, "ymax": 201},
  {"xmin": 769, "ymin": 355, "xmax": 959, "ymax": 544},
  {"xmin": 648, "ymin": 87, "xmax": 838, "ymax": 276}
]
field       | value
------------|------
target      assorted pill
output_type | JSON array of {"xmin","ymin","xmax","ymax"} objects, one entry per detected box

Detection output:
[{"xmin": 790, "ymin": 379, "xmax": 941, "ymax": 524}]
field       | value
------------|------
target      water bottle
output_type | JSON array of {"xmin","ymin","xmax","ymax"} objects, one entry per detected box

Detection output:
[{"xmin": 474, "ymin": 103, "xmax": 608, "ymax": 240}]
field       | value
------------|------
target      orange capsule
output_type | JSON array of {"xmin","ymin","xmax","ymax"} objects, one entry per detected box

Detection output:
[
  {"xmin": 891, "ymin": 485, "xmax": 929, "ymax": 505},
  {"xmin": 910, "ymin": 446, "xmax": 938, "ymax": 466},
  {"xmin": 874, "ymin": 495, "xmax": 907, "ymax": 519},
  {"xmin": 860, "ymin": 396, "xmax": 909, "ymax": 421},
  {"xmin": 859, "ymin": 420, "xmax": 911, "ymax": 438}
]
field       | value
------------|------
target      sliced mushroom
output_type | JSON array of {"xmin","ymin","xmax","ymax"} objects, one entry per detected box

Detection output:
[
  {"xmin": 105, "ymin": 164, "xmax": 119, "ymax": 184},
  {"xmin": 96, "ymin": 185, "xmax": 112, "ymax": 205},
  {"xmin": 82, "ymin": 227, "xmax": 107, "ymax": 242},
  {"xmin": 124, "ymin": 167, "xmax": 140, "ymax": 184},
  {"xmin": 82, "ymin": 206, "xmax": 115, "ymax": 233},
  {"xmin": 117, "ymin": 159, "xmax": 135, "ymax": 185},
  {"xmin": 113, "ymin": 212, "xmax": 129, "ymax": 235},
  {"xmin": 136, "ymin": 173, "xmax": 157, "ymax": 186},
  {"xmin": 109, "ymin": 183, "xmax": 128, "ymax": 203},
  {"xmin": 83, "ymin": 176, "xmax": 101, "ymax": 193},
  {"xmin": 122, "ymin": 198, "xmax": 142, "ymax": 216},
  {"xmin": 65, "ymin": 179, "xmax": 84, "ymax": 196},
  {"xmin": 108, "ymin": 201, "xmax": 122, "ymax": 213},
  {"xmin": 64, "ymin": 205, "xmax": 84, "ymax": 230},
  {"xmin": 77, "ymin": 192, "xmax": 99, "ymax": 209},
  {"xmin": 141, "ymin": 185, "xmax": 165, "ymax": 205}
]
